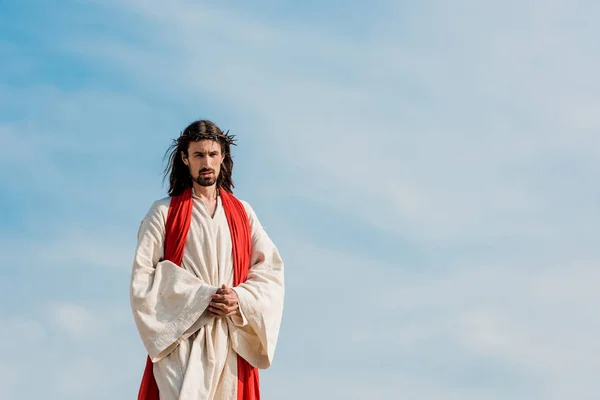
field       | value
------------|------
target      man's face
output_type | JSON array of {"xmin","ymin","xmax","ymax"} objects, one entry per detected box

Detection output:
[{"xmin": 182, "ymin": 140, "xmax": 224, "ymax": 187}]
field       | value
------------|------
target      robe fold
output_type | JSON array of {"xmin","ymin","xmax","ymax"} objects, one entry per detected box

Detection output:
[{"xmin": 130, "ymin": 188, "xmax": 284, "ymax": 400}]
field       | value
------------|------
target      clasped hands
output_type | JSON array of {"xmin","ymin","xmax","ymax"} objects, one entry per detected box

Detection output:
[{"xmin": 208, "ymin": 284, "xmax": 240, "ymax": 317}]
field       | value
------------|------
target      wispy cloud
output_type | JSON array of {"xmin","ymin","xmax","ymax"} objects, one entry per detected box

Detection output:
[
  {"xmin": 69, "ymin": 0, "xmax": 600, "ymax": 246},
  {"xmin": 1, "ymin": 0, "xmax": 599, "ymax": 399}
]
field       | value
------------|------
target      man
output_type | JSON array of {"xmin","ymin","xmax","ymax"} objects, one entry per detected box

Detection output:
[{"xmin": 130, "ymin": 120, "xmax": 285, "ymax": 400}]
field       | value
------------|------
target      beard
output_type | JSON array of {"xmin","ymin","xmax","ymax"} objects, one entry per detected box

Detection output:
[{"xmin": 193, "ymin": 168, "xmax": 218, "ymax": 187}]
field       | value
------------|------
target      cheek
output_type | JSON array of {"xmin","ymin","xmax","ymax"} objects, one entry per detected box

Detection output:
[{"xmin": 189, "ymin": 159, "xmax": 202, "ymax": 171}]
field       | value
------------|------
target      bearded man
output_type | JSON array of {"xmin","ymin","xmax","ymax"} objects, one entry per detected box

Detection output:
[{"xmin": 130, "ymin": 120, "xmax": 285, "ymax": 400}]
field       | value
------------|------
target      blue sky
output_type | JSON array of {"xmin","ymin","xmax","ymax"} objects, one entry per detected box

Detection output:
[{"xmin": 1, "ymin": 0, "xmax": 599, "ymax": 398}]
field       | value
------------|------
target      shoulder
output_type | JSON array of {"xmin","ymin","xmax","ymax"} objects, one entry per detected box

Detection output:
[
  {"xmin": 239, "ymin": 199, "xmax": 257, "ymax": 219},
  {"xmin": 237, "ymin": 198, "xmax": 267, "ymax": 239},
  {"xmin": 136, "ymin": 196, "xmax": 171, "ymax": 239},
  {"xmin": 226, "ymin": 192, "xmax": 262, "ymax": 229},
  {"xmin": 145, "ymin": 196, "xmax": 171, "ymax": 223}
]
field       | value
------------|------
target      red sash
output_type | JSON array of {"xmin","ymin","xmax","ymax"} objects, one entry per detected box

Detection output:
[{"xmin": 136, "ymin": 188, "xmax": 259, "ymax": 400}]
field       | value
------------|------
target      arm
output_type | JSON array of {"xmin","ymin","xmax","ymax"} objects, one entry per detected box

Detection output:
[
  {"xmin": 228, "ymin": 202, "xmax": 285, "ymax": 369},
  {"xmin": 130, "ymin": 200, "xmax": 218, "ymax": 362}
]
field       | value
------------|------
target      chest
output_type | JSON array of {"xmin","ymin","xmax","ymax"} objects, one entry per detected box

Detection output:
[
  {"xmin": 185, "ymin": 202, "xmax": 232, "ymax": 262},
  {"xmin": 204, "ymin": 199, "xmax": 218, "ymax": 218}
]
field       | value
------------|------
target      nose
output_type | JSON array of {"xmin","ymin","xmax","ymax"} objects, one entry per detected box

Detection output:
[{"xmin": 201, "ymin": 158, "xmax": 215, "ymax": 171}]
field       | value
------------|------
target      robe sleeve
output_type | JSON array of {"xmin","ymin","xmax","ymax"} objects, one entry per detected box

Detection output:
[
  {"xmin": 130, "ymin": 199, "xmax": 218, "ymax": 362},
  {"xmin": 229, "ymin": 201, "xmax": 285, "ymax": 369}
]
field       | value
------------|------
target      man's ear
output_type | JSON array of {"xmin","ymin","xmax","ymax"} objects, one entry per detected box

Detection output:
[{"xmin": 181, "ymin": 150, "xmax": 189, "ymax": 166}]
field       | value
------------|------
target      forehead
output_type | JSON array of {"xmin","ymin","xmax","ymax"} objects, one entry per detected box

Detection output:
[{"xmin": 188, "ymin": 139, "xmax": 221, "ymax": 153}]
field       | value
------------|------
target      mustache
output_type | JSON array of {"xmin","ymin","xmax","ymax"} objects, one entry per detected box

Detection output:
[{"xmin": 199, "ymin": 169, "xmax": 215, "ymax": 174}]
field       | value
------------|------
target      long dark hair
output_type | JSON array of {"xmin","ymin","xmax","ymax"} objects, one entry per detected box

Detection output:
[{"xmin": 163, "ymin": 120, "xmax": 236, "ymax": 196}]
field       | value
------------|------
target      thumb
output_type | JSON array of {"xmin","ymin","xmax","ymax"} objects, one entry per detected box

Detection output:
[{"xmin": 221, "ymin": 284, "xmax": 227, "ymax": 290}]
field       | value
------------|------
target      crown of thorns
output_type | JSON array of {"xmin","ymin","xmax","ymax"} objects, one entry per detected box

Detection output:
[{"xmin": 179, "ymin": 129, "xmax": 237, "ymax": 147}]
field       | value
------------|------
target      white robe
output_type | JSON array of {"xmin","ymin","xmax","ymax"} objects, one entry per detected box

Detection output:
[{"xmin": 130, "ymin": 191, "xmax": 285, "ymax": 400}]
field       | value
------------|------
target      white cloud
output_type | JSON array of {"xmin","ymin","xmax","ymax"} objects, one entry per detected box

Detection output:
[
  {"xmin": 0, "ymin": 227, "xmax": 137, "ymax": 272},
  {"xmin": 0, "ymin": 362, "xmax": 19, "ymax": 400},
  {"xmin": 0, "ymin": 317, "xmax": 47, "ymax": 348},
  {"xmin": 0, "ymin": 302, "xmax": 141, "ymax": 400},
  {"xmin": 68, "ymin": 0, "xmax": 600, "ymax": 248},
  {"xmin": 43, "ymin": 231, "xmax": 136, "ymax": 270},
  {"xmin": 3, "ymin": 0, "xmax": 600, "ymax": 398},
  {"xmin": 273, "ymin": 236, "xmax": 600, "ymax": 399},
  {"xmin": 55, "ymin": 358, "xmax": 105, "ymax": 396},
  {"xmin": 46, "ymin": 302, "xmax": 99, "ymax": 340},
  {"xmin": 261, "ymin": 371, "xmax": 515, "ymax": 400}
]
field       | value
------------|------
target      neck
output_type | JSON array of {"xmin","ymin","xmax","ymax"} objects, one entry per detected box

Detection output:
[{"xmin": 192, "ymin": 182, "xmax": 218, "ymax": 201}]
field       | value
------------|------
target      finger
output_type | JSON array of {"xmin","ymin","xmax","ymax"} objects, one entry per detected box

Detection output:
[
  {"xmin": 225, "ymin": 309, "xmax": 239, "ymax": 316},
  {"xmin": 225, "ymin": 304, "xmax": 238, "ymax": 313},
  {"xmin": 213, "ymin": 292, "xmax": 235, "ymax": 300},
  {"xmin": 216, "ymin": 297, "xmax": 233, "ymax": 305},
  {"xmin": 221, "ymin": 284, "xmax": 227, "ymax": 290},
  {"xmin": 208, "ymin": 306, "xmax": 226, "ymax": 316},
  {"xmin": 208, "ymin": 305, "xmax": 224, "ymax": 313},
  {"xmin": 212, "ymin": 302, "xmax": 229, "ymax": 310},
  {"xmin": 217, "ymin": 303, "xmax": 236, "ymax": 313},
  {"xmin": 221, "ymin": 301, "xmax": 236, "ymax": 310}
]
